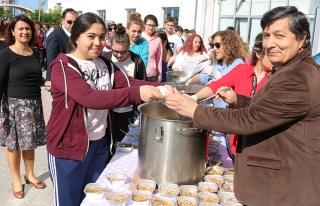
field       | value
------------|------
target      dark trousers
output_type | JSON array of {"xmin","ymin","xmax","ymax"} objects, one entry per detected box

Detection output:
[
  {"xmin": 48, "ymin": 136, "xmax": 110, "ymax": 206},
  {"xmin": 112, "ymin": 111, "xmax": 134, "ymax": 153},
  {"xmin": 34, "ymin": 47, "xmax": 44, "ymax": 68}
]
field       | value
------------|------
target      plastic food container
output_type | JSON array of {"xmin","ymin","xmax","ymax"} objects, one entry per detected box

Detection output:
[
  {"xmin": 158, "ymin": 183, "xmax": 180, "ymax": 198},
  {"xmin": 117, "ymin": 142, "xmax": 133, "ymax": 153},
  {"xmin": 179, "ymin": 185, "xmax": 198, "ymax": 198},
  {"xmin": 198, "ymin": 203, "xmax": 220, "ymax": 206},
  {"xmin": 176, "ymin": 196, "xmax": 197, "ymax": 206},
  {"xmin": 221, "ymin": 203, "xmax": 243, "ymax": 206},
  {"xmin": 206, "ymin": 166, "xmax": 224, "ymax": 175},
  {"xmin": 204, "ymin": 175, "xmax": 224, "ymax": 188},
  {"xmin": 106, "ymin": 172, "xmax": 128, "ymax": 187},
  {"xmin": 136, "ymin": 179, "xmax": 156, "ymax": 192},
  {"xmin": 150, "ymin": 197, "xmax": 175, "ymax": 206},
  {"xmin": 105, "ymin": 191, "xmax": 129, "ymax": 206},
  {"xmin": 218, "ymin": 192, "xmax": 239, "ymax": 204},
  {"xmin": 131, "ymin": 190, "xmax": 153, "ymax": 206},
  {"xmin": 198, "ymin": 181, "xmax": 218, "ymax": 193},
  {"xmin": 83, "ymin": 183, "xmax": 107, "ymax": 200},
  {"xmin": 223, "ymin": 168, "xmax": 234, "ymax": 175},
  {"xmin": 221, "ymin": 183, "xmax": 234, "ymax": 193},
  {"xmin": 223, "ymin": 175, "xmax": 234, "ymax": 183},
  {"xmin": 197, "ymin": 192, "xmax": 219, "ymax": 204}
]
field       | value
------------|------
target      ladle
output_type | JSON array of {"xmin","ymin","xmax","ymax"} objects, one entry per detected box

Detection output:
[{"xmin": 175, "ymin": 69, "xmax": 203, "ymax": 85}]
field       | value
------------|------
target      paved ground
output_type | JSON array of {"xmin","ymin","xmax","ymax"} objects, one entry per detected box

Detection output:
[{"xmin": 0, "ymin": 71, "xmax": 54, "ymax": 206}]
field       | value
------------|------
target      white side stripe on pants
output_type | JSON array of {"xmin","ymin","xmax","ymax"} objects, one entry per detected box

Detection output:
[{"xmin": 48, "ymin": 153, "xmax": 59, "ymax": 206}]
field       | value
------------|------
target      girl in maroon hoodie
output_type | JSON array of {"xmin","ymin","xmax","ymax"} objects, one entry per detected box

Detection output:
[{"xmin": 46, "ymin": 12, "xmax": 172, "ymax": 206}]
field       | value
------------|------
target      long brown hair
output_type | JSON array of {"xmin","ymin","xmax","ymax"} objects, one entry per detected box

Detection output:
[{"xmin": 208, "ymin": 30, "xmax": 249, "ymax": 65}]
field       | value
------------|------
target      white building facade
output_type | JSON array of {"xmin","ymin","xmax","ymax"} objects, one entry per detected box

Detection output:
[{"xmin": 48, "ymin": 0, "xmax": 320, "ymax": 54}]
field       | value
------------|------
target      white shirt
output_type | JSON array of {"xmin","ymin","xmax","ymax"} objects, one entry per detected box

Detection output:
[
  {"xmin": 67, "ymin": 55, "xmax": 111, "ymax": 141},
  {"xmin": 111, "ymin": 55, "xmax": 135, "ymax": 113},
  {"xmin": 62, "ymin": 25, "xmax": 71, "ymax": 37},
  {"xmin": 168, "ymin": 34, "xmax": 183, "ymax": 60},
  {"xmin": 173, "ymin": 52, "xmax": 210, "ymax": 73}
]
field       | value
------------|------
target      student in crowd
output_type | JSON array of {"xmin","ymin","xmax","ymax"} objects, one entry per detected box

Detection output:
[
  {"xmin": 126, "ymin": 12, "xmax": 149, "ymax": 67},
  {"xmin": 0, "ymin": 15, "xmax": 51, "ymax": 199},
  {"xmin": 46, "ymin": 8, "xmax": 78, "ymax": 80},
  {"xmin": 188, "ymin": 33, "xmax": 272, "ymax": 159},
  {"xmin": 164, "ymin": 16, "xmax": 183, "ymax": 69},
  {"xmin": 103, "ymin": 24, "xmax": 147, "ymax": 151},
  {"xmin": 104, "ymin": 19, "xmax": 117, "ymax": 51},
  {"xmin": 155, "ymin": 30, "xmax": 173, "ymax": 82},
  {"xmin": 182, "ymin": 28, "xmax": 189, "ymax": 41},
  {"xmin": 172, "ymin": 34, "xmax": 210, "ymax": 73},
  {"xmin": 46, "ymin": 12, "xmax": 172, "ymax": 206},
  {"xmin": 142, "ymin": 14, "xmax": 163, "ymax": 82},
  {"xmin": 33, "ymin": 21, "xmax": 45, "ymax": 69},
  {"xmin": 174, "ymin": 25, "xmax": 184, "ymax": 42},
  {"xmin": 0, "ymin": 17, "xmax": 9, "ymax": 50}
]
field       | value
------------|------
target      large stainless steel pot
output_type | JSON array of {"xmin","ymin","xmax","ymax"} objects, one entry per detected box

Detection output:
[{"xmin": 137, "ymin": 102, "xmax": 207, "ymax": 185}]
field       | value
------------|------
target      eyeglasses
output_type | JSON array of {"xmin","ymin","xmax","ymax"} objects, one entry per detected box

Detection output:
[
  {"xmin": 66, "ymin": 20, "xmax": 74, "ymax": 25},
  {"xmin": 108, "ymin": 27, "xmax": 118, "ymax": 31},
  {"xmin": 146, "ymin": 24, "xmax": 156, "ymax": 28},
  {"xmin": 209, "ymin": 42, "xmax": 222, "ymax": 49},
  {"xmin": 112, "ymin": 49, "xmax": 128, "ymax": 56}
]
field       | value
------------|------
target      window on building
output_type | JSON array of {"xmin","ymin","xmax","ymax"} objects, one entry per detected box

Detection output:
[
  {"xmin": 56, "ymin": 3, "xmax": 61, "ymax": 9},
  {"xmin": 219, "ymin": 0, "xmax": 319, "ymax": 49},
  {"xmin": 98, "ymin": 10, "xmax": 106, "ymax": 21},
  {"xmin": 77, "ymin": 11, "xmax": 82, "ymax": 16},
  {"xmin": 126, "ymin": 8, "xmax": 136, "ymax": 19},
  {"xmin": 163, "ymin": 7, "xmax": 180, "ymax": 25}
]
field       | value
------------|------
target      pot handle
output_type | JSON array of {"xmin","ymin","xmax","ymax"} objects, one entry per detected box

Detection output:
[
  {"xmin": 176, "ymin": 128, "xmax": 203, "ymax": 135},
  {"xmin": 155, "ymin": 125, "xmax": 164, "ymax": 143}
]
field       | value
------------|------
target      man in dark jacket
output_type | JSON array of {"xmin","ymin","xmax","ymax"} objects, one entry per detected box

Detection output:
[
  {"xmin": 165, "ymin": 6, "xmax": 320, "ymax": 205},
  {"xmin": 45, "ymin": 8, "xmax": 78, "ymax": 80}
]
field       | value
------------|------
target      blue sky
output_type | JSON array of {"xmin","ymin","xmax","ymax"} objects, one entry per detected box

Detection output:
[{"xmin": 17, "ymin": 0, "xmax": 48, "ymax": 11}]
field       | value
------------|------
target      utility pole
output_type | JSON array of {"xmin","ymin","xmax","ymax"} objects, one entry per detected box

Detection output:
[{"xmin": 38, "ymin": 0, "xmax": 46, "ymax": 21}]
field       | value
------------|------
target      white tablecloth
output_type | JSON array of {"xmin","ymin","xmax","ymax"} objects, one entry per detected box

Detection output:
[
  {"xmin": 81, "ymin": 134, "xmax": 139, "ymax": 206},
  {"xmin": 81, "ymin": 129, "xmax": 233, "ymax": 205}
]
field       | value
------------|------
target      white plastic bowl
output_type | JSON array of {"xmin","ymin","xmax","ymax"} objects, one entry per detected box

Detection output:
[
  {"xmin": 105, "ymin": 191, "xmax": 129, "ymax": 206},
  {"xmin": 158, "ymin": 183, "xmax": 180, "ymax": 198},
  {"xmin": 131, "ymin": 190, "xmax": 153, "ymax": 206},
  {"xmin": 83, "ymin": 183, "xmax": 107, "ymax": 200},
  {"xmin": 106, "ymin": 172, "xmax": 128, "ymax": 187},
  {"xmin": 135, "ymin": 179, "xmax": 156, "ymax": 192}
]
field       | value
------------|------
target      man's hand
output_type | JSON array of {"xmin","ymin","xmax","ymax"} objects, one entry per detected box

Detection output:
[
  {"xmin": 215, "ymin": 86, "xmax": 237, "ymax": 105},
  {"xmin": 200, "ymin": 65, "xmax": 222, "ymax": 79},
  {"xmin": 140, "ymin": 85, "xmax": 164, "ymax": 103},
  {"xmin": 165, "ymin": 89, "xmax": 198, "ymax": 118}
]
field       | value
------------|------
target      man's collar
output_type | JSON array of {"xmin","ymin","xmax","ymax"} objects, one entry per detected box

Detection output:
[{"xmin": 62, "ymin": 26, "xmax": 71, "ymax": 37}]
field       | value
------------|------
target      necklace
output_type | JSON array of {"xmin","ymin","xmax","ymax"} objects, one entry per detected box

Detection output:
[{"xmin": 14, "ymin": 44, "xmax": 32, "ymax": 56}]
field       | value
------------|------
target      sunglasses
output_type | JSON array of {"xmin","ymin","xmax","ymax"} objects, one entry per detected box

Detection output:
[
  {"xmin": 108, "ymin": 27, "xmax": 118, "ymax": 31},
  {"xmin": 209, "ymin": 42, "xmax": 222, "ymax": 49},
  {"xmin": 66, "ymin": 20, "xmax": 74, "ymax": 25},
  {"xmin": 112, "ymin": 49, "xmax": 128, "ymax": 56}
]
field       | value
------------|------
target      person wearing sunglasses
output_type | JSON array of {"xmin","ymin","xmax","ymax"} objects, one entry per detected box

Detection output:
[
  {"xmin": 103, "ymin": 24, "xmax": 148, "ymax": 153},
  {"xmin": 142, "ymin": 14, "xmax": 163, "ymax": 82},
  {"xmin": 104, "ymin": 19, "xmax": 117, "ymax": 51},
  {"xmin": 126, "ymin": 12, "xmax": 149, "ymax": 67},
  {"xmin": 187, "ymin": 33, "xmax": 272, "ymax": 160},
  {"xmin": 45, "ymin": 8, "xmax": 78, "ymax": 81}
]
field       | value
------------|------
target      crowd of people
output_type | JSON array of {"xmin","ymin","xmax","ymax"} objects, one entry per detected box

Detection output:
[{"xmin": 0, "ymin": 4, "xmax": 319, "ymax": 206}]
